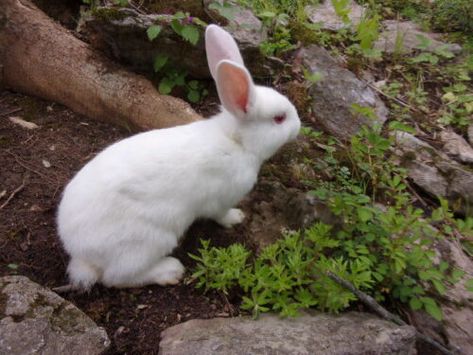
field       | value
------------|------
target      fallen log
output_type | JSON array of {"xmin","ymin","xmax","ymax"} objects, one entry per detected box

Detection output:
[{"xmin": 0, "ymin": 0, "xmax": 201, "ymax": 131}]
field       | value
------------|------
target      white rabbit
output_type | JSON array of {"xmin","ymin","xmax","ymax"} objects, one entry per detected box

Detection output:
[{"xmin": 57, "ymin": 24, "xmax": 301, "ymax": 290}]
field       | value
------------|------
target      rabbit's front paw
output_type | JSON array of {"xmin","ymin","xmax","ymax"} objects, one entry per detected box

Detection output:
[{"xmin": 216, "ymin": 208, "xmax": 245, "ymax": 228}]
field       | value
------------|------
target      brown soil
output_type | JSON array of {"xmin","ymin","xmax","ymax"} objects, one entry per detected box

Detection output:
[{"xmin": 0, "ymin": 90, "xmax": 252, "ymax": 353}]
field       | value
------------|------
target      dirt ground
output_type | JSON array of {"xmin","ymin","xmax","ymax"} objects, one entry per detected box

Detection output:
[{"xmin": 0, "ymin": 90, "xmax": 257, "ymax": 353}]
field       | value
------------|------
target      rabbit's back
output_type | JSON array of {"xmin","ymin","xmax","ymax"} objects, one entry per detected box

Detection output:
[{"xmin": 57, "ymin": 119, "xmax": 259, "ymax": 255}]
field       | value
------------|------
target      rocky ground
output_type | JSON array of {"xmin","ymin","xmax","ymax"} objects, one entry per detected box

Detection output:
[{"xmin": 1, "ymin": 0, "xmax": 473, "ymax": 354}]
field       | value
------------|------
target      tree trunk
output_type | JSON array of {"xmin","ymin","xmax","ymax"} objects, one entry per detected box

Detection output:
[{"xmin": 0, "ymin": 0, "xmax": 201, "ymax": 130}]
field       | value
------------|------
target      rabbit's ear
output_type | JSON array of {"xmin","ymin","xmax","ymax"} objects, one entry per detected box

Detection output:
[
  {"xmin": 216, "ymin": 60, "xmax": 255, "ymax": 120},
  {"xmin": 206, "ymin": 24, "xmax": 244, "ymax": 80}
]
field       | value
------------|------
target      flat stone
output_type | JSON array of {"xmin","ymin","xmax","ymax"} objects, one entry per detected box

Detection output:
[
  {"xmin": 81, "ymin": 4, "xmax": 269, "ymax": 79},
  {"xmin": 306, "ymin": 1, "xmax": 365, "ymax": 31},
  {"xmin": 244, "ymin": 180, "xmax": 341, "ymax": 250},
  {"xmin": 394, "ymin": 132, "xmax": 473, "ymax": 216},
  {"xmin": 299, "ymin": 45, "xmax": 388, "ymax": 140},
  {"xmin": 440, "ymin": 130, "xmax": 473, "ymax": 164},
  {"xmin": 374, "ymin": 20, "xmax": 462, "ymax": 55},
  {"xmin": 0, "ymin": 275, "xmax": 110, "ymax": 355},
  {"xmin": 159, "ymin": 312, "xmax": 416, "ymax": 354}
]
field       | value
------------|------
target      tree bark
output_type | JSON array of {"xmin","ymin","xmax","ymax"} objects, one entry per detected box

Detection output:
[{"xmin": 0, "ymin": 0, "xmax": 201, "ymax": 130}]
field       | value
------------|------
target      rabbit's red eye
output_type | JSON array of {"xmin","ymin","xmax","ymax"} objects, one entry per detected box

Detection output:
[{"xmin": 273, "ymin": 114, "xmax": 286, "ymax": 124}]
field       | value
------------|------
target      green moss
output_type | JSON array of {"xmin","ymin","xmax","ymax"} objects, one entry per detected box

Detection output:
[
  {"xmin": 290, "ymin": 20, "xmax": 322, "ymax": 46},
  {"xmin": 50, "ymin": 303, "xmax": 93, "ymax": 335},
  {"xmin": 92, "ymin": 7, "xmax": 127, "ymax": 22}
]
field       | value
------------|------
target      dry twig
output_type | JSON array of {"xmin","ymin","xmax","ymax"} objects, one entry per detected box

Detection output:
[
  {"xmin": 367, "ymin": 83, "xmax": 420, "ymax": 113},
  {"xmin": 326, "ymin": 271, "xmax": 457, "ymax": 355},
  {"xmin": 0, "ymin": 180, "xmax": 25, "ymax": 209},
  {"xmin": 0, "ymin": 107, "xmax": 22, "ymax": 117},
  {"xmin": 52, "ymin": 284, "xmax": 76, "ymax": 293}
]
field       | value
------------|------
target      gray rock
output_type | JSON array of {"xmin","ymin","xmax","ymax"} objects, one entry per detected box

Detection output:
[
  {"xmin": 283, "ymin": 190, "xmax": 341, "ymax": 230},
  {"xmin": 204, "ymin": 0, "xmax": 267, "ymax": 50},
  {"xmin": 410, "ymin": 238, "xmax": 473, "ymax": 355},
  {"xmin": 374, "ymin": 20, "xmax": 462, "ymax": 55},
  {"xmin": 0, "ymin": 275, "xmax": 110, "ymax": 355},
  {"xmin": 394, "ymin": 132, "xmax": 473, "ymax": 216},
  {"xmin": 306, "ymin": 0, "xmax": 365, "ymax": 31},
  {"xmin": 159, "ymin": 312, "xmax": 417, "ymax": 354},
  {"xmin": 440, "ymin": 130, "xmax": 473, "ymax": 164},
  {"xmin": 441, "ymin": 239, "xmax": 473, "ymax": 355},
  {"xmin": 245, "ymin": 181, "xmax": 339, "ymax": 250},
  {"xmin": 81, "ymin": 4, "xmax": 268, "ymax": 79},
  {"xmin": 299, "ymin": 45, "xmax": 388, "ymax": 140}
]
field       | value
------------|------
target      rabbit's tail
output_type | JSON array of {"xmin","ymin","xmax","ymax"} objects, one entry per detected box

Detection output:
[{"xmin": 67, "ymin": 258, "xmax": 100, "ymax": 291}]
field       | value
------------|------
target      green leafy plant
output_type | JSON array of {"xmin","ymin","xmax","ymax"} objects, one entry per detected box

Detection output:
[
  {"xmin": 431, "ymin": 0, "xmax": 473, "ymax": 35},
  {"xmin": 152, "ymin": 58, "xmax": 208, "ymax": 103},
  {"xmin": 331, "ymin": 0, "xmax": 352, "ymax": 24},
  {"xmin": 260, "ymin": 26, "xmax": 296, "ymax": 56},
  {"xmin": 147, "ymin": 25, "xmax": 163, "ymax": 41},
  {"xmin": 352, "ymin": 13, "xmax": 382, "ymax": 58},
  {"xmin": 191, "ymin": 121, "xmax": 473, "ymax": 320},
  {"xmin": 146, "ymin": 13, "xmax": 207, "ymax": 102},
  {"xmin": 438, "ymin": 83, "xmax": 473, "ymax": 128}
]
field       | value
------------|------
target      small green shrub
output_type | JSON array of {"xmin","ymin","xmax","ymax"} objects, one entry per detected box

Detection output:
[
  {"xmin": 146, "ymin": 12, "xmax": 208, "ymax": 102},
  {"xmin": 191, "ymin": 122, "xmax": 473, "ymax": 320},
  {"xmin": 431, "ymin": 0, "xmax": 473, "ymax": 34}
]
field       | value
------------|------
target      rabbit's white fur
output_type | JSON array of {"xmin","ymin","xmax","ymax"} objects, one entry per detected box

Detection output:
[{"xmin": 57, "ymin": 25, "xmax": 301, "ymax": 289}]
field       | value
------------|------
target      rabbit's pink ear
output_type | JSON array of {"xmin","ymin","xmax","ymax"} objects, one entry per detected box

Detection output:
[
  {"xmin": 206, "ymin": 24, "xmax": 244, "ymax": 80},
  {"xmin": 216, "ymin": 60, "xmax": 255, "ymax": 120}
]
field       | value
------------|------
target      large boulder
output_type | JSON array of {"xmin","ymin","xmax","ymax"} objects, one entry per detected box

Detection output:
[
  {"xmin": 159, "ymin": 312, "xmax": 416, "ymax": 354},
  {"xmin": 441, "ymin": 239, "xmax": 473, "ymax": 354},
  {"xmin": 0, "ymin": 275, "xmax": 110, "ymax": 355},
  {"xmin": 374, "ymin": 20, "xmax": 462, "ymax": 55},
  {"xmin": 80, "ymin": 2, "xmax": 268, "ymax": 79},
  {"xmin": 299, "ymin": 45, "xmax": 388, "ymax": 140},
  {"xmin": 394, "ymin": 132, "xmax": 473, "ymax": 216},
  {"xmin": 439, "ymin": 130, "xmax": 473, "ymax": 164},
  {"xmin": 305, "ymin": 0, "xmax": 365, "ymax": 31}
]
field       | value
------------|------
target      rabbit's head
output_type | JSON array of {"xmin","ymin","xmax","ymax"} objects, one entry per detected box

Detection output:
[{"xmin": 206, "ymin": 25, "xmax": 301, "ymax": 161}]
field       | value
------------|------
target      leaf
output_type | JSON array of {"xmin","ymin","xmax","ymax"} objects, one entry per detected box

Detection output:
[
  {"xmin": 441, "ymin": 92, "xmax": 456, "ymax": 102},
  {"xmin": 411, "ymin": 53, "xmax": 438, "ymax": 65},
  {"xmin": 357, "ymin": 207, "xmax": 373, "ymax": 223},
  {"xmin": 388, "ymin": 121, "xmax": 415, "ymax": 134},
  {"xmin": 187, "ymin": 89, "xmax": 200, "ymax": 103},
  {"xmin": 424, "ymin": 300, "xmax": 443, "ymax": 321},
  {"xmin": 303, "ymin": 69, "xmax": 323, "ymax": 84},
  {"xmin": 415, "ymin": 34, "xmax": 432, "ymax": 50},
  {"xmin": 258, "ymin": 11, "xmax": 277, "ymax": 18},
  {"xmin": 188, "ymin": 80, "xmax": 199, "ymax": 90},
  {"xmin": 147, "ymin": 25, "xmax": 162, "ymax": 41},
  {"xmin": 466, "ymin": 279, "xmax": 473, "ymax": 293},
  {"xmin": 153, "ymin": 54, "xmax": 168, "ymax": 72},
  {"xmin": 170, "ymin": 19, "xmax": 184, "ymax": 35},
  {"xmin": 435, "ymin": 45, "xmax": 455, "ymax": 59},
  {"xmin": 173, "ymin": 11, "xmax": 187, "ymax": 20},
  {"xmin": 409, "ymin": 297, "xmax": 422, "ymax": 310},
  {"xmin": 181, "ymin": 25, "xmax": 200, "ymax": 45},
  {"xmin": 158, "ymin": 77, "xmax": 175, "ymax": 95},
  {"xmin": 432, "ymin": 280, "xmax": 446, "ymax": 295}
]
